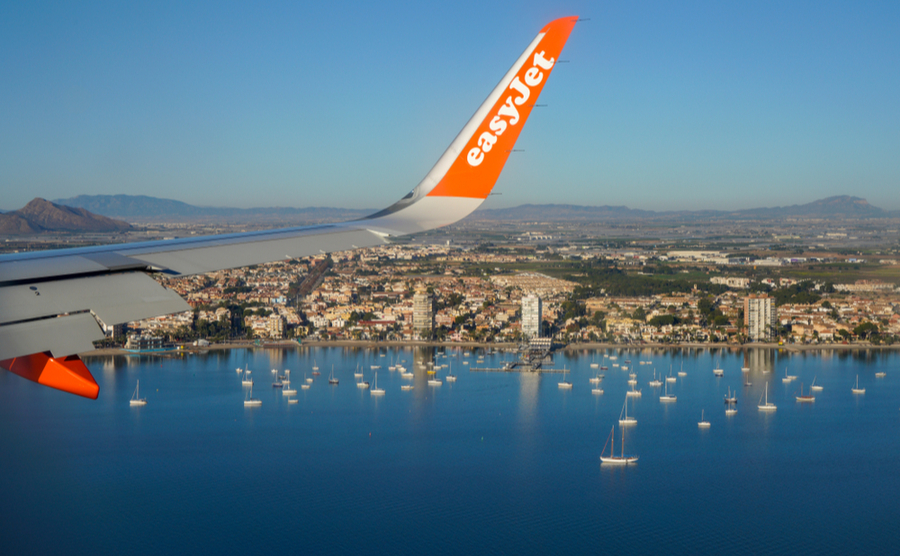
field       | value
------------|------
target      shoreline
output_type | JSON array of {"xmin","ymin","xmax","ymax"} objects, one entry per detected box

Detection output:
[{"xmin": 82, "ymin": 339, "xmax": 900, "ymax": 357}]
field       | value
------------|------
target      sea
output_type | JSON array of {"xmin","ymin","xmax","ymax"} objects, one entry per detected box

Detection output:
[{"xmin": 1, "ymin": 346, "xmax": 898, "ymax": 555}]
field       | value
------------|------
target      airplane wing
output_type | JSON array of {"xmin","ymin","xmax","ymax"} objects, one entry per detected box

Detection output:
[{"xmin": 0, "ymin": 16, "xmax": 579, "ymax": 399}]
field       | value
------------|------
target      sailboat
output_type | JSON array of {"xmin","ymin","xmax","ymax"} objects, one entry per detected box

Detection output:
[
  {"xmin": 713, "ymin": 359, "xmax": 724, "ymax": 377},
  {"xmin": 558, "ymin": 367, "xmax": 572, "ymax": 389},
  {"xmin": 370, "ymin": 372, "xmax": 385, "ymax": 395},
  {"xmin": 648, "ymin": 369, "xmax": 662, "ymax": 387},
  {"xmin": 875, "ymin": 371, "xmax": 886, "ymax": 378},
  {"xmin": 244, "ymin": 384, "xmax": 261, "ymax": 407},
  {"xmin": 810, "ymin": 376, "xmax": 823, "ymax": 391},
  {"xmin": 590, "ymin": 356, "xmax": 599, "ymax": 369},
  {"xmin": 724, "ymin": 387, "xmax": 737, "ymax": 405},
  {"xmin": 677, "ymin": 361, "xmax": 687, "ymax": 377},
  {"xmin": 618, "ymin": 396, "xmax": 636, "ymax": 425},
  {"xmin": 129, "ymin": 380, "xmax": 147, "ymax": 406},
  {"xmin": 311, "ymin": 359, "xmax": 320, "ymax": 375},
  {"xmin": 758, "ymin": 382, "xmax": 776, "ymax": 411},
  {"xmin": 626, "ymin": 381, "xmax": 641, "ymax": 397},
  {"xmin": 851, "ymin": 375, "xmax": 865, "ymax": 394},
  {"xmin": 354, "ymin": 364, "xmax": 364, "ymax": 378},
  {"xmin": 301, "ymin": 372, "xmax": 311, "ymax": 390},
  {"xmin": 282, "ymin": 381, "xmax": 297, "ymax": 396},
  {"xmin": 445, "ymin": 362, "xmax": 457, "ymax": 382},
  {"xmin": 600, "ymin": 426, "xmax": 638, "ymax": 464},
  {"xmin": 795, "ymin": 383, "xmax": 814, "ymax": 402},
  {"xmin": 241, "ymin": 370, "xmax": 253, "ymax": 386},
  {"xmin": 659, "ymin": 380, "xmax": 676, "ymax": 402},
  {"xmin": 698, "ymin": 409, "xmax": 711, "ymax": 428},
  {"xmin": 328, "ymin": 365, "xmax": 339, "ymax": 385},
  {"xmin": 666, "ymin": 364, "xmax": 676, "ymax": 383}
]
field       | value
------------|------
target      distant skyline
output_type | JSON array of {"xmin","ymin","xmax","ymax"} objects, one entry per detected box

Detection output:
[{"xmin": 2, "ymin": 1, "xmax": 898, "ymax": 212}]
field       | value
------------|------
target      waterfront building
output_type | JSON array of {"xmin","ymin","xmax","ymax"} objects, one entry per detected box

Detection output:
[
  {"xmin": 744, "ymin": 294, "xmax": 777, "ymax": 341},
  {"xmin": 413, "ymin": 292, "xmax": 435, "ymax": 337},
  {"xmin": 521, "ymin": 294, "xmax": 543, "ymax": 338}
]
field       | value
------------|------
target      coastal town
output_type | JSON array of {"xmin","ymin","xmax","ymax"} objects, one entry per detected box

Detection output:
[{"xmin": 119, "ymin": 242, "xmax": 900, "ymax": 349}]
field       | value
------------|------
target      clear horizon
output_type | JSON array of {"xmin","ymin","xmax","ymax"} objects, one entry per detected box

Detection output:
[{"xmin": 3, "ymin": 2, "xmax": 899, "ymax": 211}]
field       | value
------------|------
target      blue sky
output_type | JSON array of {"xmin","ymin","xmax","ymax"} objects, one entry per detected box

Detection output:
[{"xmin": 2, "ymin": 1, "xmax": 898, "ymax": 212}]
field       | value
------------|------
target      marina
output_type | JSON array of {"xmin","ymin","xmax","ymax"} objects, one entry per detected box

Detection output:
[{"xmin": 2, "ymin": 346, "xmax": 899, "ymax": 555}]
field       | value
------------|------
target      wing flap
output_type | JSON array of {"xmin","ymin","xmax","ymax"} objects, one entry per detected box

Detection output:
[
  {"xmin": 0, "ymin": 313, "xmax": 104, "ymax": 361},
  {"xmin": 0, "ymin": 272, "xmax": 189, "ymax": 328}
]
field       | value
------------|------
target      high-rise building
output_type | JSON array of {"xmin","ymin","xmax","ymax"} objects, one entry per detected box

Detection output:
[
  {"xmin": 413, "ymin": 292, "xmax": 435, "ymax": 337},
  {"xmin": 744, "ymin": 294, "xmax": 777, "ymax": 341},
  {"xmin": 521, "ymin": 294, "xmax": 542, "ymax": 338}
]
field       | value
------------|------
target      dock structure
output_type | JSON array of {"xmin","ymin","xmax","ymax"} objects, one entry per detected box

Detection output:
[{"xmin": 470, "ymin": 337, "xmax": 557, "ymax": 373}]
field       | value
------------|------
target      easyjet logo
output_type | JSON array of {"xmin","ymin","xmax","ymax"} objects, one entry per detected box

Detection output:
[{"xmin": 466, "ymin": 50, "xmax": 556, "ymax": 167}]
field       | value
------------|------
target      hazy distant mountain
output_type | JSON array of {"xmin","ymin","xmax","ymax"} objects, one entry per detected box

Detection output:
[
  {"xmin": 473, "ymin": 196, "xmax": 896, "ymax": 221},
  {"xmin": 0, "ymin": 198, "xmax": 133, "ymax": 234},
  {"xmin": 54, "ymin": 194, "xmax": 373, "ymax": 223},
  {"xmin": 46, "ymin": 193, "xmax": 897, "ymax": 225}
]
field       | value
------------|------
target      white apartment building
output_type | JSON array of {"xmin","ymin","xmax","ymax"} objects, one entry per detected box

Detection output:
[
  {"xmin": 521, "ymin": 294, "xmax": 543, "ymax": 338},
  {"xmin": 744, "ymin": 294, "xmax": 777, "ymax": 341}
]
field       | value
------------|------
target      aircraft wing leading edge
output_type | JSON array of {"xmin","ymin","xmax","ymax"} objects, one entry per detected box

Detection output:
[{"xmin": 0, "ymin": 16, "xmax": 579, "ymax": 398}]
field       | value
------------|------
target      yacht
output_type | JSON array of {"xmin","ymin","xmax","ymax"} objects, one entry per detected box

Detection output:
[
  {"xmin": 428, "ymin": 371, "xmax": 442, "ymax": 386},
  {"xmin": 244, "ymin": 385, "xmax": 261, "ymax": 407},
  {"xmin": 875, "ymin": 371, "xmax": 886, "ymax": 378},
  {"xmin": 401, "ymin": 384, "xmax": 414, "ymax": 391},
  {"xmin": 851, "ymin": 375, "xmax": 865, "ymax": 394},
  {"xmin": 600, "ymin": 426, "xmax": 638, "ymax": 465},
  {"xmin": 809, "ymin": 376, "xmax": 823, "ymax": 391},
  {"xmin": 558, "ymin": 368, "xmax": 572, "ymax": 389},
  {"xmin": 659, "ymin": 381, "xmax": 676, "ymax": 402},
  {"xmin": 591, "ymin": 387, "xmax": 604, "ymax": 395},
  {"xmin": 795, "ymin": 383, "xmax": 814, "ymax": 403},
  {"xmin": 698, "ymin": 409, "xmax": 711, "ymax": 428},
  {"xmin": 758, "ymin": 382, "xmax": 776, "ymax": 411},
  {"xmin": 328, "ymin": 365, "xmax": 339, "ymax": 385},
  {"xmin": 129, "ymin": 380, "xmax": 147, "ymax": 406},
  {"xmin": 370, "ymin": 372, "xmax": 385, "ymax": 396},
  {"xmin": 618, "ymin": 397, "xmax": 636, "ymax": 425},
  {"xmin": 282, "ymin": 383, "xmax": 297, "ymax": 396},
  {"xmin": 241, "ymin": 370, "xmax": 253, "ymax": 387}
]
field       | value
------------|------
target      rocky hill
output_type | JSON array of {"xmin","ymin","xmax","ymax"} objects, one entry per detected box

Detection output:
[{"xmin": 0, "ymin": 198, "xmax": 133, "ymax": 234}]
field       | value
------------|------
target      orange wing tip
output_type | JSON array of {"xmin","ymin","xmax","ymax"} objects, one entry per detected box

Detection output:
[
  {"xmin": 0, "ymin": 352, "xmax": 99, "ymax": 399},
  {"xmin": 540, "ymin": 16, "xmax": 580, "ymax": 34}
]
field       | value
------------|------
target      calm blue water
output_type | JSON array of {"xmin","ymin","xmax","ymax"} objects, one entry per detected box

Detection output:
[{"xmin": 1, "ymin": 347, "xmax": 898, "ymax": 555}]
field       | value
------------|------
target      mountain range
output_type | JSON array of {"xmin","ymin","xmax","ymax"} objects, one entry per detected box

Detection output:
[
  {"xmin": 0, "ymin": 198, "xmax": 132, "ymax": 235},
  {"xmin": 47, "ymin": 194, "xmax": 899, "ymax": 224}
]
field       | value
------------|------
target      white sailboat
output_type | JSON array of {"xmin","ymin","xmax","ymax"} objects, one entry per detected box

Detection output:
[
  {"xmin": 659, "ymin": 380, "xmax": 676, "ymax": 402},
  {"xmin": 311, "ymin": 359, "xmax": 319, "ymax": 372},
  {"xmin": 618, "ymin": 396, "xmax": 636, "ymax": 425},
  {"xmin": 678, "ymin": 361, "xmax": 687, "ymax": 377},
  {"xmin": 428, "ymin": 370, "xmax": 442, "ymax": 386},
  {"xmin": 600, "ymin": 426, "xmax": 638, "ymax": 465},
  {"xmin": 810, "ymin": 375, "xmax": 823, "ymax": 391},
  {"xmin": 328, "ymin": 364, "xmax": 339, "ymax": 385},
  {"xmin": 648, "ymin": 369, "xmax": 662, "ymax": 387},
  {"xmin": 241, "ymin": 370, "xmax": 253, "ymax": 387},
  {"xmin": 129, "ymin": 380, "xmax": 147, "ymax": 406},
  {"xmin": 370, "ymin": 372, "xmax": 385, "ymax": 395},
  {"xmin": 445, "ymin": 362, "xmax": 456, "ymax": 382},
  {"xmin": 851, "ymin": 375, "xmax": 865, "ymax": 394},
  {"xmin": 758, "ymin": 382, "xmax": 776, "ymax": 411},
  {"xmin": 244, "ymin": 384, "xmax": 261, "ymax": 407},
  {"xmin": 713, "ymin": 359, "xmax": 724, "ymax": 377},
  {"xmin": 558, "ymin": 367, "xmax": 572, "ymax": 389},
  {"xmin": 698, "ymin": 409, "xmax": 711, "ymax": 428}
]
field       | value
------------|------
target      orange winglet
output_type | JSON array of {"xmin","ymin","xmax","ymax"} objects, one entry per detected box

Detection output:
[
  {"xmin": 426, "ymin": 16, "xmax": 579, "ymax": 200},
  {"xmin": 0, "ymin": 352, "xmax": 99, "ymax": 399}
]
